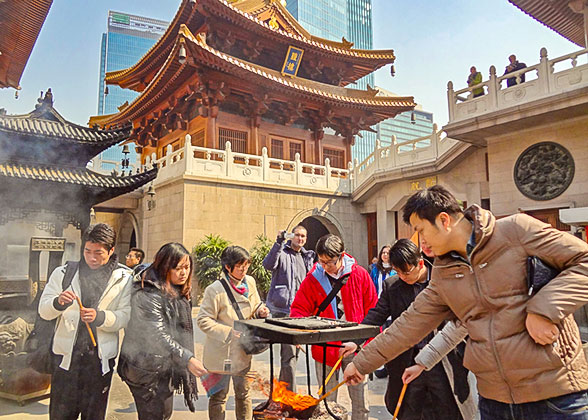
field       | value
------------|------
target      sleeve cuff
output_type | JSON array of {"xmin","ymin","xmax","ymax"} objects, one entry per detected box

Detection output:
[
  {"xmin": 53, "ymin": 297, "xmax": 72, "ymax": 311},
  {"xmin": 94, "ymin": 310, "xmax": 106, "ymax": 327}
]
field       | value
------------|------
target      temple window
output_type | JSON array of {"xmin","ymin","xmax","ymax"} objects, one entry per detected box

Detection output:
[
  {"xmin": 219, "ymin": 127, "xmax": 248, "ymax": 153},
  {"xmin": 323, "ymin": 147, "xmax": 345, "ymax": 168},
  {"xmin": 270, "ymin": 137, "xmax": 304, "ymax": 161}
]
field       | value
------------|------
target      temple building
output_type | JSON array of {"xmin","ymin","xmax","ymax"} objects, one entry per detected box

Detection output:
[
  {"xmin": 0, "ymin": 90, "xmax": 157, "ymax": 304},
  {"xmin": 91, "ymin": 0, "xmax": 415, "ymax": 262}
]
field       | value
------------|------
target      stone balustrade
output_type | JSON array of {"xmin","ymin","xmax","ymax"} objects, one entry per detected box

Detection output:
[
  {"xmin": 350, "ymin": 125, "xmax": 458, "ymax": 189},
  {"xmin": 144, "ymin": 136, "xmax": 352, "ymax": 194},
  {"xmin": 447, "ymin": 47, "xmax": 588, "ymax": 123}
]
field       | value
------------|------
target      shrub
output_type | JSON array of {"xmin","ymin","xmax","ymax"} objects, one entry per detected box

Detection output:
[
  {"xmin": 249, "ymin": 234, "xmax": 273, "ymax": 299},
  {"xmin": 192, "ymin": 234, "xmax": 230, "ymax": 299}
]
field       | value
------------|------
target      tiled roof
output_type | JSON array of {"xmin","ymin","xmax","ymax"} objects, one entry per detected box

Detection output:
[
  {"xmin": 0, "ymin": 106, "xmax": 130, "ymax": 144},
  {"xmin": 508, "ymin": 0, "xmax": 585, "ymax": 48},
  {"xmin": 0, "ymin": 162, "xmax": 157, "ymax": 190},
  {"xmin": 104, "ymin": 0, "xmax": 395, "ymax": 89},
  {"xmin": 0, "ymin": 0, "xmax": 53, "ymax": 89}
]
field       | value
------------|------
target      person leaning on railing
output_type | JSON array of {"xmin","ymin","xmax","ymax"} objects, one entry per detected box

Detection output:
[{"xmin": 467, "ymin": 66, "xmax": 484, "ymax": 98}]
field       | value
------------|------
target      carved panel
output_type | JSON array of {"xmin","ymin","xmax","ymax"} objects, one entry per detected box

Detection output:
[{"xmin": 514, "ymin": 142, "xmax": 574, "ymax": 201}]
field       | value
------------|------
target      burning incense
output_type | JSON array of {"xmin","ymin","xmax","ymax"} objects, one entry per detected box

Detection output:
[
  {"xmin": 316, "ymin": 378, "xmax": 349, "ymax": 404},
  {"xmin": 393, "ymin": 382, "xmax": 408, "ymax": 419},
  {"xmin": 75, "ymin": 296, "xmax": 97, "ymax": 347}
]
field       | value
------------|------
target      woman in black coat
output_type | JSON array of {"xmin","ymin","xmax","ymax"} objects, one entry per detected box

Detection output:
[{"xmin": 118, "ymin": 243, "xmax": 207, "ymax": 420}]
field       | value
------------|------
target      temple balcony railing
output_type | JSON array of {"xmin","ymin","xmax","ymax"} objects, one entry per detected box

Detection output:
[
  {"xmin": 447, "ymin": 47, "xmax": 588, "ymax": 123},
  {"xmin": 144, "ymin": 135, "xmax": 352, "ymax": 195},
  {"xmin": 349, "ymin": 125, "xmax": 461, "ymax": 191}
]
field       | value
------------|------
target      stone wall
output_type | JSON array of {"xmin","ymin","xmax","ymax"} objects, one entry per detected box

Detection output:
[{"xmin": 487, "ymin": 114, "xmax": 588, "ymax": 216}]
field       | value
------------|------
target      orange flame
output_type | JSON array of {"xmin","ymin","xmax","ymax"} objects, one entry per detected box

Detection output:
[{"xmin": 272, "ymin": 380, "xmax": 317, "ymax": 411}]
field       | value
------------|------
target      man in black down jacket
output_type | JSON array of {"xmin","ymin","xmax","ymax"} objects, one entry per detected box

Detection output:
[{"xmin": 360, "ymin": 239, "xmax": 464, "ymax": 420}]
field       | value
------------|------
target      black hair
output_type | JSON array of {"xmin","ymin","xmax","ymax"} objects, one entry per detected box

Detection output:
[
  {"xmin": 148, "ymin": 242, "xmax": 192, "ymax": 299},
  {"xmin": 315, "ymin": 234, "xmax": 344, "ymax": 259},
  {"xmin": 376, "ymin": 243, "xmax": 393, "ymax": 274},
  {"xmin": 130, "ymin": 247, "xmax": 145, "ymax": 264},
  {"xmin": 82, "ymin": 223, "xmax": 116, "ymax": 251},
  {"xmin": 402, "ymin": 185, "xmax": 463, "ymax": 226},
  {"xmin": 221, "ymin": 245, "xmax": 250, "ymax": 274},
  {"xmin": 389, "ymin": 239, "xmax": 421, "ymax": 273}
]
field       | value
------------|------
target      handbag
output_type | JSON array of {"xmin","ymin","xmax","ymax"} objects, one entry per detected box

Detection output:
[
  {"xmin": 218, "ymin": 277, "xmax": 269, "ymax": 355},
  {"xmin": 25, "ymin": 261, "xmax": 78, "ymax": 374},
  {"xmin": 526, "ymin": 256, "xmax": 559, "ymax": 296}
]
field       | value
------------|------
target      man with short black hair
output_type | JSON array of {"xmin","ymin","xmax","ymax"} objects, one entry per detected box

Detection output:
[
  {"xmin": 291, "ymin": 234, "xmax": 376, "ymax": 420},
  {"xmin": 263, "ymin": 225, "xmax": 315, "ymax": 391},
  {"xmin": 345, "ymin": 185, "xmax": 588, "ymax": 420},
  {"xmin": 39, "ymin": 223, "xmax": 132, "ymax": 420},
  {"xmin": 125, "ymin": 247, "xmax": 145, "ymax": 269},
  {"xmin": 360, "ymin": 239, "xmax": 462, "ymax": 419}
]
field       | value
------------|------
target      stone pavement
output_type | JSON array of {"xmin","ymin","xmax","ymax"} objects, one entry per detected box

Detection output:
[{"xmin": 0, "ymin": 308, "xmax": 393, "ymax": 419}]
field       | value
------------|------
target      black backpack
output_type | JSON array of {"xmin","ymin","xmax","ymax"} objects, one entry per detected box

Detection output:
[{"xmin": 25, "ymin": 261, "xmax": 78, "ymax": 374}]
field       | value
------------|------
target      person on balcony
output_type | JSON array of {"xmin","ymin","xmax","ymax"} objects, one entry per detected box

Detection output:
[
  {"xmin": 263, "ymin": 225, "xmax": 316, "ymax": 392},
  {"xmin": 504, "ymin": 54, "xmax": 527, "ymax": 87},
  {"xmin": 467, "ymin": 66, "xmax": 484, "ymax": 98},
  {"xmin": 290, "ymin": 234, "xmax": 377, "ymax": 420}
]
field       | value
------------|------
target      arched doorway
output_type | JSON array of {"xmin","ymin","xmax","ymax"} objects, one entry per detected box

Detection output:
[
  {"xmin": 298, "ymin": 217, "xmax": 330, "ymax": 251},
  {"xmin": 117, "ymin": 211, "xmax": 140, "ymax": 257}
]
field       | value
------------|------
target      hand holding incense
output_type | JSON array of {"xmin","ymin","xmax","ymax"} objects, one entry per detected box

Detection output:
[{"xmin": 75, "ymin": 296, "xmax": 97, "ymax": 347}]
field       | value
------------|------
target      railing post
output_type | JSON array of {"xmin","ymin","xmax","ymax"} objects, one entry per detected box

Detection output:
[
  {"xmin": 225, "ymin": 141, "xmax": 233, "ymax": 177},
  {"xmin": 447, "ymin": 81, "xmax": 456, "ymax": 121},
  {"xmin": 151, "ymin": 152, "xmax": 157, "ymax": 169},
  {"xmin": 488, "ymin": 65, "xmax": 498, "ymax": 111},
  {"xmin": 295, "ymin": 152, "xmax": 302, "ymax": 185},
  {"xmin": 165, "ymin": 144, "xmax": 173, "ymax": 167},
  {"xmin": 353, "ymin": 158, "xmax": 359, "ymax": 187},
  {"xmin": 374, "ymin": 140, "xmax": 381, "ymax": 170},
  {"xmin": 262, "ymin": 147, "xmax": 269, "ymax": 181},
  {"xmin": 432, "ymin": 123, "xmax": 439, "ymax": 157},
  {"xmin": 184, "ymin": 134, "xmax": 193, "ymax": 173},
  {"xmin": 348, "ymin": 161, "xmax": 354, "ymax": 192},
  {"xmin": 391, "ymin": 135, "xmax": 398, "ymax": 168},
  {"xmin": 324, "ymin": 158, "xmax": 331, "ymax": 189},
  {"xmin": 538, "ymin": 47, "xmax": 550, "ymax": 95}
]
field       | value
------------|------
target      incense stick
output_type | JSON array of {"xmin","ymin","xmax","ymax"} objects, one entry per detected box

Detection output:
[
  {"xmin": 316, "ymin": 378, "xmax": 348, "ymax": 404},
  {"xmin": 318, "ymin": 354, "xmax": 343, "ymax": 395},
  {"xmin": 75, "ymin": 296, "xmax": 97, "ymax": 347},
  {"xmin": 393, "ymin": 382, "xmax": 408, "ymax": 419}
]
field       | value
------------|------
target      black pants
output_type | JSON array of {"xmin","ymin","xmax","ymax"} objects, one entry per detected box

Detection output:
[
  {"xmin": 388, "ymin": 363, "xmax": 462, "ymax": 420},
  {"xmin": 50, "ymin": 350, "xmax": 115, "ymax": 420},
  {"xmin": 128, "ymin": 376, "xmax": 174, "ymax": 420}
]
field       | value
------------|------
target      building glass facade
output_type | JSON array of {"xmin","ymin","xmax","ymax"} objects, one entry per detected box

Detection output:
[
  {"xmin": 286, "ymin": 0, "xmax": 375, "ymax": 163},
  {"xmin": 96, "ymin": 11, "xmax": 168, "ymax": 172},
  {"xmin": 377, "ymin": 110, "xmax": 434, "ymax": 150}
]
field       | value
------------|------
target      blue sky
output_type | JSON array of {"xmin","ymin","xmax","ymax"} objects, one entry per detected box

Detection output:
[{"xmin": 0, "ymin": 0, "xmax": 578, "ymax": 126}]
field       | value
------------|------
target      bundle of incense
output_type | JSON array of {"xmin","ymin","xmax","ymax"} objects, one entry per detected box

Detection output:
[{"xmin": 75, "ymin": 296, "xmax": 97, "ymax": 347}]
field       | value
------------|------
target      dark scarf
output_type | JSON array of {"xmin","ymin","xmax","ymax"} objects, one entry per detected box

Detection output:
[
  {"xmin": 78, "ymin": 255, "xmax": 119, "ymax": 308},
  {"xmin": 143, "ymin": 269, "xmax": 198, "ymax": 411}
]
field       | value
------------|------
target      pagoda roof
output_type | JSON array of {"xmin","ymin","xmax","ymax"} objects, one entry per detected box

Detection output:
[
  {"xmin": 0, "ymin": 0, "xmax": 53, "ymax": 89},
  {"xmin": 0, "ymin": 162, "xmax": 157, "ymax": 192},
  {"xmin": 508, "ymin": 0, "xmax": 586, "ymax": 48},
  {"xmin": 0, "ymin": 90, "xmax": 129, "ymax": 144},
  {"xmin": 93, "ymin": 26, "xmax": 414, "ymax": 128},
  {"xmin": 104, "ymin": 0, "xmax": 395, "ymax": 90}
]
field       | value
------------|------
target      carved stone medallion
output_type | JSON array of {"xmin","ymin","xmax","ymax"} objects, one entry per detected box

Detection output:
[{"xmin": 513, "ymin": 142, "xmax": 574, "ymax": 201}]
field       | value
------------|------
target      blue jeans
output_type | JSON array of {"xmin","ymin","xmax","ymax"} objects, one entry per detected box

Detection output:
[{"xmin": 479, "ymin": 391, "xmax": 588, "ymax": 420}]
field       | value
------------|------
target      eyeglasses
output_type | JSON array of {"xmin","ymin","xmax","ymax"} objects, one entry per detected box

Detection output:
[
  {"xmin": 318, "ymin": 256, "xmax": 340, "ymax": 268},
  {"xmin": 395, "ymin": 264, "xmax": 418, "ymax": 276}
]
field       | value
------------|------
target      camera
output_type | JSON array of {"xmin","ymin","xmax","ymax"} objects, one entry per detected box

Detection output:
[{"xmin": 284, "ymin": 232, "xmax": 295, "ymax": 240}]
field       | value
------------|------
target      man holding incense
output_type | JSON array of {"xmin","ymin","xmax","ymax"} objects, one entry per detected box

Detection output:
[{"xmin": 39, "ymin": 223, "xmax": 133, "ymax": 420}]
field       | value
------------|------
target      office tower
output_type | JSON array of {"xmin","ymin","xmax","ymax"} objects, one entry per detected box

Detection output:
[{"xmin": 96, "ymin": 11, "xmax": 168, "ymax": 172}]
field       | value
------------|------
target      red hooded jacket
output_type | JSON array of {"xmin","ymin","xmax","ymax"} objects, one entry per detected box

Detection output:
[{"xmin": 290, "ymin": 253, "xmax": 377, "ymax": 366}]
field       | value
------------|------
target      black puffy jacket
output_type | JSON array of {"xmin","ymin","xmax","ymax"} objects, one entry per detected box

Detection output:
[{"xmin": 118, "ymin": 274, "xmax": 194, "ymax": 391}]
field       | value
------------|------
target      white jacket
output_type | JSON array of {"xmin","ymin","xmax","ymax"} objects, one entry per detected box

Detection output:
[{"xmin": 39, "ymin": 263, "xmax": 132, "ymax": 374}]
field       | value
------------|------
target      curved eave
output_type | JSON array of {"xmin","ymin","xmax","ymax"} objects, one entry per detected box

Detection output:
[
  {"xmin": 0, "ymin": 0, "xmax": 53, "ymax": 89},
  {"xmin": 104, "ymin": 0, "xmax": 198, "ymax": 90},
  {"xmin": 0, "ymin": 115, "xmax": 130, "ymax": 145},
  {"xmin": 97, "ymin": 27, "xmax": 414, "ymax": 128},
  {"xmin": 0, "ymin": 162, "xmax": 158, "ymax": 191},
  {"xmin": 508, "ymin": 0, "xmax": 585, "ymax": 48}
]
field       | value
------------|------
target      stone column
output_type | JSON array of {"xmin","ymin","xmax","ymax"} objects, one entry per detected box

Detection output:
[{"xmin": 376, "ymin": 197, "xmax": 396, "ymax": 249}]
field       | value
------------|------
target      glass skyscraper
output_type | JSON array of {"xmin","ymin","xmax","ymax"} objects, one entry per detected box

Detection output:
[
  {"xmin": 286, "ymin": 0, "xmax": 375, "ymax": 163},
  {"xmin": 96, "ymin": 11, "xmax": 168, "ymax": 172}
]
